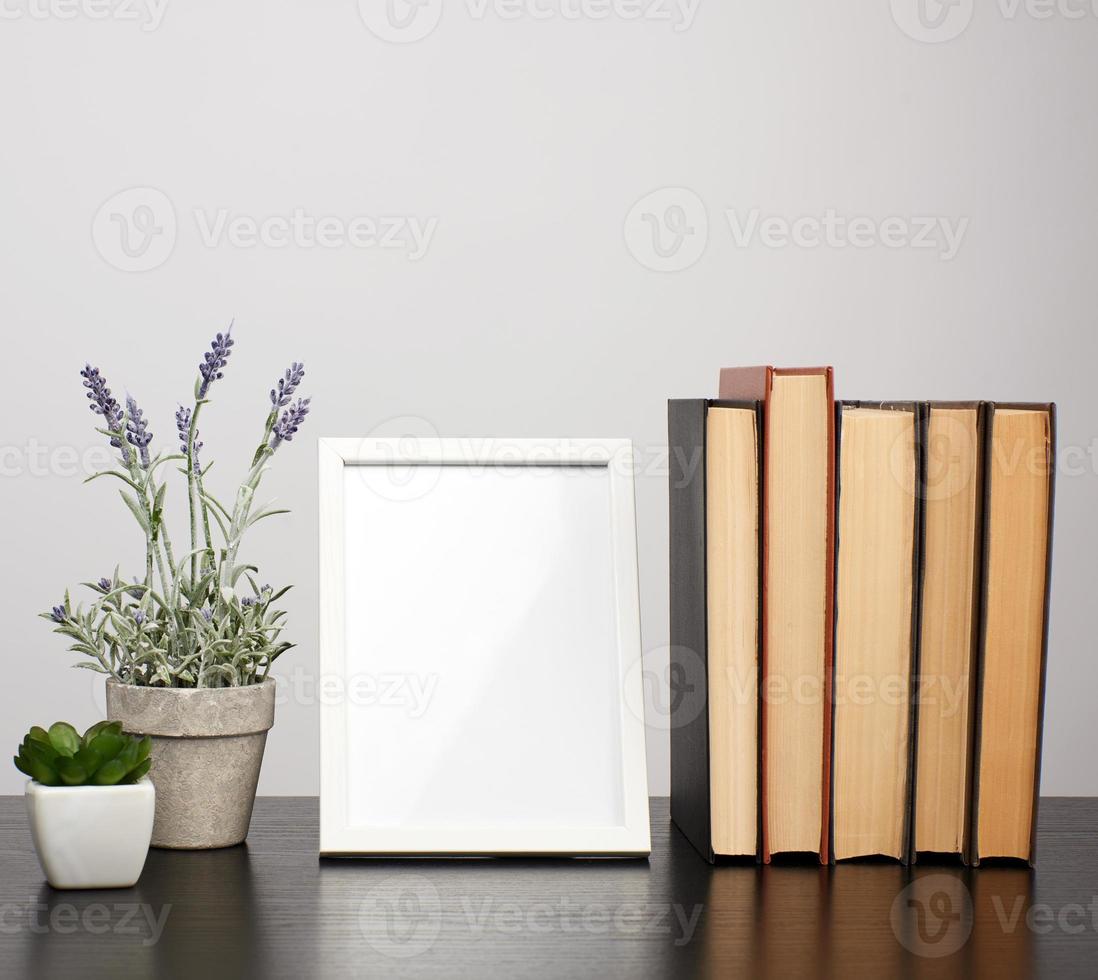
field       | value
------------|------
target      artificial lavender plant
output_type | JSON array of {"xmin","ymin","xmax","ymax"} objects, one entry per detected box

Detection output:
[{"xmin": 43, "ymin": 327, "xmax": 311, "ymax": 688}]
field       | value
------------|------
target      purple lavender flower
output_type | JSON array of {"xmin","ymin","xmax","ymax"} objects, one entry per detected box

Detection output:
[
  {"xmin": 175, "ymin": 405, "xmax": 202, "ymax": 462},
  {"xmin": 270, "ymin": 398, "xmax": 311, "ymax": 451},
  {"xmin": 241, "ymin": 596, "xmax": 256, "ymax": 608},
  {"xmin": 125, "ymin": 396, "xmax": 153, "ymax": 468},
  {"xmin": 270, "ymin": 362, "xmax": 305, "ymax": 408},
  {"xmin": 96, "ymin": 577, "xmax": 112, "ymax": 593},
  {"xmin": 197, "ymin": 326, "xmax": 234, "ymax": 398},
  {"xmin": 201, "ymin": 607, "xmax": 214, "ymax": 622},
  {"xmin": 132, "ymin": 611, "xmax": 145, "ymax": 626},
  {"xmin": 49, "ymin": 605, "xmax": 67, "ymax": 624},
  {"xmin": 80, "ymin": 365, "xmax": 120, "ymax": 424},
  {"xmin": 126, "ymin": 585, "xmax": 146, "ymax": 601},
  {"xmin": 80, "ymin": 364, "xmax": 131, "ymax": 464}
]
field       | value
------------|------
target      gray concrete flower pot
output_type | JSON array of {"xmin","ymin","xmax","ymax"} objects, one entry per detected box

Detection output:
[{"xmin": 105, "ymin": 678, "xmax": 276, "ymax": 850}]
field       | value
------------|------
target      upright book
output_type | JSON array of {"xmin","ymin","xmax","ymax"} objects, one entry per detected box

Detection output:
[
  {"xmin": 971, "ymin": 403, "xmax": 1055, "ymax": 866},
  {"xmin": 830, "ymin": 401, "xmax": 921, "ymax": 863},
  {"xmin": 718, "ymin": 367, "xmax": 835, "ymax": 863},
  {"xmin": 913, "ymin": 402, "xmax": 985, "ymax": 862},
  {"xmin": 668, "ymin": 398, "xmax": 762, "ymax": 862}
]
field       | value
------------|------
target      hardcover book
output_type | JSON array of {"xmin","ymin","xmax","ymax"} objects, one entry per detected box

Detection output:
[
  {"xmin": 668, "ymin": 398, "xmax": 762, "ymax": 862},
  {"xmin": 829, "ymin": 401, "xmax": 922, "ymax": 863},
  {"xmin": 913, "ymin": 402, "xmax": 985, "ymax": 862},
  {"xmin": 971, "ymin": 402, "xmax": 1056, "ymax": 866},
  {"xmin": 718, "ymin": 367, "xmax": 835, "ymax": 864}
]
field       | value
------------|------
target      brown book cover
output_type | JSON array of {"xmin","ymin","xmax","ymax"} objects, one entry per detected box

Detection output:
[{"xmin": 718, "ymin": 366, "xmax": 835, "ymax": 864}]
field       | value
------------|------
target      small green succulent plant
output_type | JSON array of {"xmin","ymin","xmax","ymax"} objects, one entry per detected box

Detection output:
[{"xmin": 14, "ymin": 721, "xmax": 152, "ymax": 787}]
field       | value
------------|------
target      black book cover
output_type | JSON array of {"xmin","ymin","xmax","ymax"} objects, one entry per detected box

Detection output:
[{"xmin": 668, "ymin": 398, "xmax": 762, "ymax": 864}]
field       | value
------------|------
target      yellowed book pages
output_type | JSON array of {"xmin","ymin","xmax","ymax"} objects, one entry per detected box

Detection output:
[
  {"xmin": 976, "ymin": 408, "xmax": 1051, "ymax": 861},
  {"xmin": 706, "ymin": 407, "xmax": 759, "ymax": 856},
  {"xmin": 915, "ymin": 406, "xmax": 980, "ymax": 855},
  {"xmin": 765, "ymin": 374, "xmax": 829, "ymax": 855},
  {"xmin": 833, "ymin": 407, "xmax": 917, "ymax": 861}
]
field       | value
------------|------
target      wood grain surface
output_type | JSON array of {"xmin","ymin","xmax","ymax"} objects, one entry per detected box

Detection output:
[{"xmin": 1, "ymin": 797, "xmax": 1096, "ymax": 978}]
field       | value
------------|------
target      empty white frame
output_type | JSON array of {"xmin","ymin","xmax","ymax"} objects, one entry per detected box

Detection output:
[{"xmin": 318, "ymin": 438, "xmax": 650, "ymax": 856}]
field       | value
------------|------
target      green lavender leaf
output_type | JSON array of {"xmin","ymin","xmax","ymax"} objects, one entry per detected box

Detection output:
[
  {"xmin": 83, "ymin": 469, "xmax": 144, "ymax": 494},
  {"xmin": 119, "ymin": 490, "xmax": 151, "ymax": 533}
]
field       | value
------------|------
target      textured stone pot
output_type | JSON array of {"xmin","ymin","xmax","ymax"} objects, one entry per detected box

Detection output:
[{"xmin": 106, "ymin": 679, "xmax": 275, "ymax": 850}]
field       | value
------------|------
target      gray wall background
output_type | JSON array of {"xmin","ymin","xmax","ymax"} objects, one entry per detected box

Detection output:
[{"xmin": 1, "ymin": 0, "xmax": 1095, "ymax": 797}]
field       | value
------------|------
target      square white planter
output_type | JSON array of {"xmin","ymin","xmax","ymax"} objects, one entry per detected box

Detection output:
[{"xmin": 25, "ymin": 778, "xmax": 155, "ymax": 889}]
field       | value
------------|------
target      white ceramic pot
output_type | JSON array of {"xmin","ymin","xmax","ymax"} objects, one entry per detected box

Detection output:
[{"xmin": 25, "ymin": 778, "xmax": 155, "ymax": 889}]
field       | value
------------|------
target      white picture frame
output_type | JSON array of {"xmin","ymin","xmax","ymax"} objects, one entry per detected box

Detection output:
[{"xmin": 318, "ymin": 437, "xmax": 651, "ymax": 857}]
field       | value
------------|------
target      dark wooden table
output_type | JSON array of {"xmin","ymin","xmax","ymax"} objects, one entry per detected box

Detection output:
[{"xmin": 1, "ymin": 797, "xmax": 1096, "ymax": 978}]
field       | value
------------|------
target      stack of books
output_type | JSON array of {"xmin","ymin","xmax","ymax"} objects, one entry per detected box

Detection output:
[{"xmin": 669, "ymin": 366, "xmax": 1055, "ymax": 866}]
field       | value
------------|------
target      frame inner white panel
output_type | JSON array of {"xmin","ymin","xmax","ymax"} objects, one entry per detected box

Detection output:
[{"xmin": 342, "ymin": 461, "xmax": 625, "ymax": 833}]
